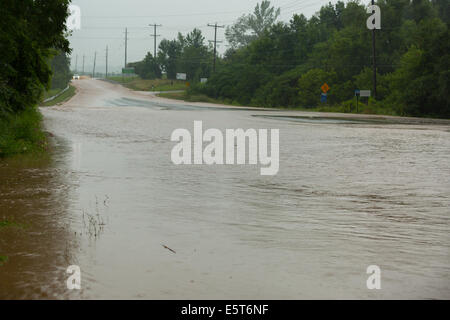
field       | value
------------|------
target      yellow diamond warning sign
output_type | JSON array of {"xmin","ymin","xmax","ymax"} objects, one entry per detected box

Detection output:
[{"xmin": 321, "ymin": 83, "xmax": 330, "ymax": 93}]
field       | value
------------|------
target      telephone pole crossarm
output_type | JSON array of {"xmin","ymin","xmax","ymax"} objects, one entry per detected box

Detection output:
[
  {"xmin": 149, "ymin": 24, "xmax": 162, "ymax": 58},
  {"xmin": 207, "ymin": 23, "xmax": 225, "ymax": 72}
]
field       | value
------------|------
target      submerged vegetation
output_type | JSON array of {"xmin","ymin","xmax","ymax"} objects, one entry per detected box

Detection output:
[
  {"xmin": 0, "ymin": 255, "xmax": 8, "ymax": 266},
  {"xmin": 0, "ymin": 220, "xmax": 26, "ymax": 267},
  {"xmin": 0, "ymin": 220, "xmax": 26, "ymax": 229}
]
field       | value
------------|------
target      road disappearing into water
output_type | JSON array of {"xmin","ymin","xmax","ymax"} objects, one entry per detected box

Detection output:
[{"xmin": 1, "ymin": 78, "xmax": 449, "ymax": 299}]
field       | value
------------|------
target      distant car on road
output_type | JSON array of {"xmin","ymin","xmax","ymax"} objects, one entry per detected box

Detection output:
[{"xmin": 73, "ymin": 74, "xmax": 80, "ymax": 80}]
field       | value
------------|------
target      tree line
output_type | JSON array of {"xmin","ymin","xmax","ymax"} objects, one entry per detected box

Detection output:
[
  {"xmin": 201, "ymin": 0, "xmax": 449, "ymax": 118},
  {"xmin": 132, "ymin": 0, "xmax": 448, "ymax": 118},
  {"xmin": 128, "ymin": 28, "xmax": 215, "ymax": 81}
]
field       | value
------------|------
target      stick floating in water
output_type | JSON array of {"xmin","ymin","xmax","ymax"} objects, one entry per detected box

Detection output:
[{"xmin": 162, "ymin": 244, "xmax": 176, "ymax": 254}]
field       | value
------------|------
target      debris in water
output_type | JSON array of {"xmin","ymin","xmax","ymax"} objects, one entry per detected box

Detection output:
[{"xmin": 162, "ymin": 244, "xmax": 176, "ymax": 254}]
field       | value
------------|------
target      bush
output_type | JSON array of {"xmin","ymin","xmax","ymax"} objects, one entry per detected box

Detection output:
[
  {"xmin": 0, "ymin": 108, "xmax": 47, "ymax": 157},
  {"xmin": 252, "ymin": 66, "xmax": 308, "ymax": 107},
  {"xmin": 298, "ymin": 69, "xmax": 337, "ymax": 107}
]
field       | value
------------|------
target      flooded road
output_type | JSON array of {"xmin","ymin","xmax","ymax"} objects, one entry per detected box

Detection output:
[{"xmin": 1, "ymin": 78, "xmax": 449, "ymax": 299}]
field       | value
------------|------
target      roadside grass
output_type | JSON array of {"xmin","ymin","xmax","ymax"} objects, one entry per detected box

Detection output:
[
  {"xmin": 0, "ymin": 107, "xmax": 48, "ymax": 158},
  {"xmin": 273, "ymin": 100, "xmax": 399, "ymax": 116},
  {"xmin": 301, "ymin": 99, "xmax": 399, "ymax": 116},
  {"xmin": 158, "ymin": 91, "xmax": 242, "ymax": 105},
  {"xmin": 43, "ymin": 88, "xmax": 62, "ymax": 100},
  {"xmin": 107, "ymin": 76, "xmax": 138, "ymax": 84},
  {"xmin": 41, "ymin": 85, "xmax": 76, "ymax": 107},
  {"xmin": 159, "ymin": 91, "xmax": 400, "ymax": 116},
  {"xmin": 107, "ymin": 76, "xmax": 187, "ymax": 92}
]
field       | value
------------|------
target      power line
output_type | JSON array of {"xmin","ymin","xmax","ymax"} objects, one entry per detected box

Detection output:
[
  {"xmin": 106, "ymin": 46, "xmax": 109, "ymax": 78},
  {"xmin": 207, "ymin": 23, "xmax": 225, "ymax": 72},
  {"xmin": 124, "ymin": 28, "xmax": 128, "ymax": 68},
  {"xmin": 371, "ymin": 0, "xmax": 377, "ymax": 99},
  {"xmin": 281, "ymin": 1, "xmax": 321, "ymax": 17},
  {"xmin": 149, "ymin": 24, "xmax": 162, "ymax": 58},
  {"xmin": 92, "ymin": 51, "xmax": 97, "ymax": 78},
  {"xmin": 82, "ymin": 9, "xmax": 247, "ymax": 19}
]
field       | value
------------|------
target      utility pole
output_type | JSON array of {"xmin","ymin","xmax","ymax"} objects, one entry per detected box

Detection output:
[
  {"xmin": 124, "ymin": 28, "xmax": 128, "ymax": 68},
  {"xmin": 92, "ymin": 51, "xmax": 96, "ymax": 78},
  {"xmin": 82, "ymin": 55, "xmax": 85, "ymax": 75},
  {"xmin": 75, "ymin": 54, "xmax": 78, "ymax": 73},
  {"xmin": 371, "ymin": 0, "xmax": 377, "ymax": 99},
  {"xmin": 105, "ymin": 46, "xmax": 108, "ymax": 79},
  {"xmin": 149, "ymin": 24, "xmax": 162, "ymax": 58},
  {"xmin": 207, "ymin": 23, "xmax": 224, "ymax": 72}
]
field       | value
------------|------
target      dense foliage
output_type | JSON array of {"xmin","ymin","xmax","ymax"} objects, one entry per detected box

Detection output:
[
  {"xmin": 0, "ymin": 0, "xmax": 71, "ymax": 157},
  {"xmin": 50, "ymin": 51, "xmax": 72, "ymax": 89},
  {"xmin": 128, "ymin": 52, "xmax": 162, "ymax": 80},
  {"xmin": 130, "ymin": 29, "xmax": 214, "ymax": 82},
  {"xmin": 0, "ymin": 0, "xmax": 71, "ymax": 115},
  {"xmin": 225, "ymin": 0, "xmax": 281, "ymax": 49},
  {"xmin": 192, "ymin": 0, "xmax": 449, "ymax": 118}
]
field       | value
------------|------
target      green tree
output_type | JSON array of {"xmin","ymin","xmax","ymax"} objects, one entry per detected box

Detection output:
[
  {"xmin": 298, "ymin": 69, "xmax": 337, "ymax": 107},
  {"xmin": 196, "ymin": 0, "xmax": 450, "ymax": 118},
  {"xmin": 225, "ymin": 0, "xmax": 280, "ymax": 48},
  {"xmin": 50, "ymin": 51, "xmax": 72, "ymax": 89},
  {"xmin": 129, "ymin": 53, "xmax": 162, "ymax": 80},
  {"xmin": 0, "ymin": 0, "xmax": 71, "ymax": 114},
  {"xmin": 158, "ymin": 39, "xmax": 182, "ymax": 80},
  {"xmin": 387, "ymin": 18, "xmax": 449, "ymax": 117},
  {"xmin": 175, "ymin": 29, "xmax": 212, "ymax": 81}
]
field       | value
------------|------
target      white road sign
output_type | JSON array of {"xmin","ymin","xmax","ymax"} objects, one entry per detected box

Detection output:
[{"xmin": 360, "ymin": 90, "xmax": 371, "ymax": 97}]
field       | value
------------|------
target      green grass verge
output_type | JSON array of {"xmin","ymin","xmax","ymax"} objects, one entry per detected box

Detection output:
[
  {"xmin": 41, "ymin": 85, "xmax": 76, "ymax": 107},
  {"xmin": 0, "ymin": 107, "xmax": 48, "ymax": 158},
  {"xmin": 107, "ymin": 76, "xmax": 187, "ymax": 91},
  {"xmin": 158, "ymin": 91, "xmax": 242, "ymax": 105},
  {"xmin": 159, "ymin": 91, "xmax": 400, "ymax": 116},
  {"xmin": 43, "ymin": 88, "xmax": 62, "ymax": 100},
  {"xmin": 292, "ymin": 99, "xmax": 399, "ymax": 116}
]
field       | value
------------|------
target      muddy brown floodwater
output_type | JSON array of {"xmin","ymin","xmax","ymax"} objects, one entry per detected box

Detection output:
[{"xmin": 1, "ymin": 79, "xmax": 449, "ymax": 299}]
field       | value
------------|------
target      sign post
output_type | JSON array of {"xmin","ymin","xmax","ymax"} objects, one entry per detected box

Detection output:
[
  {"xmin": 355, "ymin": 90, "xmax": 371, "ymax": 113},
  {"xmin": 320, "ymin": 83, "xmax": 330, "ymax": 104},
  {"xmin": 355, "ymin": 90, "xmax": 360, "ymax": 113}
]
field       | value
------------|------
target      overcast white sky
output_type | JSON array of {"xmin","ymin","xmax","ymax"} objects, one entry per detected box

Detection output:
[{"xmin": 69, "ymin": 0, "xmax": 349, "ymax": 73}]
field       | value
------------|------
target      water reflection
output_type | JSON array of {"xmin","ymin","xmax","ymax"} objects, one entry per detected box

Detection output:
[{"xmin": 0, "ymin": 139, "xmax": 79, "ymax": 299}]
